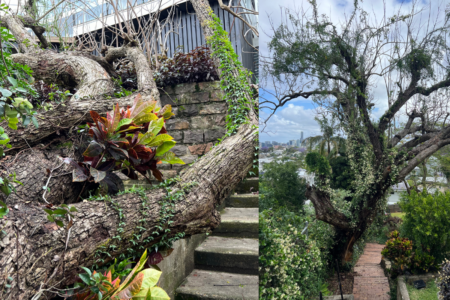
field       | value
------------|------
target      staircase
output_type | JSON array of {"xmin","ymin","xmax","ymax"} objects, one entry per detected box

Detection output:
[{"xmin": 175, "ymin": 178, "xmax": 259, "ymax": 300}]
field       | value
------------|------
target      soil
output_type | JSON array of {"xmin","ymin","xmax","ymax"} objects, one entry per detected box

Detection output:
[{"xmin": 326, "ymin": 271, "xmax": 356, "ymax": 295}]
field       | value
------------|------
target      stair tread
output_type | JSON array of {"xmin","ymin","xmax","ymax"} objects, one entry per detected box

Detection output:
[
  {"xmin": 220, "ymin": 208, "xmax": 258, "ymax": 223},
  {"xmin": 176, "ymin": 270, "xmax": 258, "ymax": 300},
  {"xmin": 234, "ymin": 178, "xmax": 259, "ymax": 194},
  {"xmin": 229, "ymin": 193, "xmax": 258, "ymax": 198},
  {"xmin": 196, "ymin": 236, "xmax": 258, "ymax": 255}
]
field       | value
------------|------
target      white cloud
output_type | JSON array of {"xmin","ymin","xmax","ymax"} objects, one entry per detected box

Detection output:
[{"xmin": 260, "ymin": 104, "xmax": 322, "ymax": 142}]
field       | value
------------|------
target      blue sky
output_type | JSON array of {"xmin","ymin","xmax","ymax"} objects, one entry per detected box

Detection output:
[{"xmin": 258, "ymin": 0, "xmax": 444, "ymax": 143}]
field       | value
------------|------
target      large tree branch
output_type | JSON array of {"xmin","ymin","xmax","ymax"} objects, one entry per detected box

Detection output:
[
  {"xmin": 379, "ymin": 77, "xmax": 450, "ymax": 134},
  {"xmin": 104, "ymin": 44, "xmax": 160, "ymax": 102},
  {"xmin": 398, "ymin": 137, "xmax": 450, "ymax": 181},
  {"xmin": 1, "ymin": 15, "xmax": 43, "ymax": 54},
  {"xmin": 389, "ymin": 111, "xmax": 423, "ymax": 148},
  {"xmin": 2, "ymin": 92, "xmax": 150, "ymax": 152},
  {"xmin": 305, "ymin": 185, "xmax": 351, "ymax": 230}
]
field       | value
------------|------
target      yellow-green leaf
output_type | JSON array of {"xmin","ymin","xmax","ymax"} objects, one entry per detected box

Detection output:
[
  {"xmin": 132, "ymin": 288, "xmax": 152, "ymax": 300},
  {"xmin": 150, "ymin": 287, "xmax": 170, "ymax": 300},
  {"xmin": 134, "ymin": 113, "xmax": 158, "ymax": 125},
  {"xmin": 140, "ymin": 268, "xmax": 162, "ymax": 290},
  {"xmin": 116, "ymin": 118, "xmax": 133, "ymax": 130},
  {"xmin": 146, "ymin": 134, "xmax": 173, "ymax": 147},
  {"xmin": 161, "ymin": 151, "xmax": 185, "ymax": 165},
  {"xmin": 155, "ymin": 141, "xmax": 176, "ymax": 156},
  {"xmin": 147, "ymin": 118, "xmax": 165, "ymax": 136}
]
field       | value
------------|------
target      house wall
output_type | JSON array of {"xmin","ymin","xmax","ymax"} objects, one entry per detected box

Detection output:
[{"xmin": 64, "ymin": 0, "xmax": 258, "ymax": 80}]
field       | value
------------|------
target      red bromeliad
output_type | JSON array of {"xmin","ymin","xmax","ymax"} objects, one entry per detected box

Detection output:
[{"xmin": 63, "ymin": 94, "xmax": 184, "ymax": 193}]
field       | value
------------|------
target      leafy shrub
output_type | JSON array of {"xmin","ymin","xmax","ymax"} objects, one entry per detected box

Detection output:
[
  {"xmin": 436, "ymin": 258, "xmax": 450, "ymax": 300},
  {"xmin": 63, "ymin": 94, "xmax": 184, "ymax": 194},
  {"xmin": 259, "ymin": 208, "xmax": 326, "ymax": 299},
  {"xmin": 381, "ymin": 230, "xmax": 414, "ymax": 272},
  {"xmin": 400, "ymin": 190, "xmax": 450, "ymax": 264},
  {"xmin": 73, "ymin": 250, "xmax": 169, "ymax": 300},
  {"xmin": 259, "ymin": 160, "xmax": 307, "ymax": 212},
  {"xmin": 381, "ymin": 230, "xmax": 436, "ymax": 275},
  {"xmin": 153, "ymin": 46, "xmax": 218, "ymax": 87},
  {"xmin": 0, "ymin": 14, "xmax": 39, "ymax": 131},
  {"xmin": 117, "ymin": 46, "xmax": 219, "ymax": 90}
]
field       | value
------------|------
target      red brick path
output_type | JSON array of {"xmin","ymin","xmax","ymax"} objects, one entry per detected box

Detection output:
[{"xmin": 353, "ymin": 243, "xmax": 390, "ymax": 300}]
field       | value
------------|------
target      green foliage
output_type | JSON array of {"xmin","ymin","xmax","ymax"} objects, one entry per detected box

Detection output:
[
  {"xmin": 305, "ymin": 152, "xmax": 331, "ymax": 176},
  {"xmin": 0, "ymin": 171, "xmax": 21, "ymax": 197},
  {"xmin": 206, "ymin": 12, "xmax": 253, "ymax": 138},
  {"xmin": 0, "ymin": 9, "xmax": 39, "ymax": 131},
  {"xmin": 73, "ymin": 250, "xmax": 170, "ymax": 300},
  {"xmin": 0, "ymin": 200, "xmax": 9, "ymax": 218},
  {"xmin": 259, "ymin": 207, "xmax": 326, "ymax": 299},
  {"xmin": 400, "ymin": 190, "xmax": 450, "ymax": 264},
  {"xmin": 381, "ymin": 230, "xmax": 436, "ymax": 276},
  {"xmin": 260, "ymin": 160, "xmax": 307, "ymax": 212},
  {"xmin": 395, "ymin": 48, "xmax": 433, "ymax": 79},
  {"xmin": 63, "ymin": 94, "xmax": 184, "ymax": 194},
  {"xmin": 43, "ymin": 204, "xmax": 77, "ymax": 228},
  {"xmin": 328, "ymin": 155, "xmax": 354, "ymax": 190}
]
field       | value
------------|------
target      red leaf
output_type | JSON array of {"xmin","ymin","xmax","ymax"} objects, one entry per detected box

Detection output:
[
  {"xmin": 151, "ymin": 168, "xmax": 163, "ymax": 182},
  {"xmin": 128, "ymin": 148, "xmax": 138, "ymax": 160},
  {"xmin": 147, "ymin": 250, "xmax": 164, "ymax": 265},
  {"xmin": 83, "ymin": 141, "xmax": 104, "ymax": 157},
  {"xmin": 121, "ymin": 168, "xmax": 138, "ymax": 180}
]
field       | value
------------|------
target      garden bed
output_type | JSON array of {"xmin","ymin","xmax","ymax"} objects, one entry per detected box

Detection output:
[
  {"xmin": 326, "ymin": 271, "xmax": 355, "ymax": 295},
  {"xmin": 397, "ymin": 274, "xmax": 438, "ymax": 300}
]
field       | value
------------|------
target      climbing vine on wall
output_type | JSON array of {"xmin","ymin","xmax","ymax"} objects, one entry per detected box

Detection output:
[{"xmin": 206, "ymin": 11, "xmax": 254, "ymax": 138}]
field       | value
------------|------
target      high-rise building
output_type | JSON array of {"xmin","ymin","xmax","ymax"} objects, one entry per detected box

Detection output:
[{"xmin": 300, "ymin": 131, "xmax": 304, "ymax": 144}]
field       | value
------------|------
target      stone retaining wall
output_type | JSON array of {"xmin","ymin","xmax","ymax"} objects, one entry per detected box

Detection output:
[{"xmin": 159, "ymin": 81, "xmax": 227, "ymax": 177}]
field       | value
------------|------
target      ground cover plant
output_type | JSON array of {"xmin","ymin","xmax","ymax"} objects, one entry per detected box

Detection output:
[{"xmin": 406, "ymin": 279, "xmax": 438, "ymax": 300}]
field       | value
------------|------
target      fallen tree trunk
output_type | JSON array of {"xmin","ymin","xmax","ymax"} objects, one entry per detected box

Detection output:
[{"xmin": 0, "ymin": 123, "xmax": 257, "ymax": 300}]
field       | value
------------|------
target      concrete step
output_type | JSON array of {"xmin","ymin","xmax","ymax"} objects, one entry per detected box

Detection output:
[
  {"xmin": 226, "ymin": 194, "xmax": 258, "ymax": 208},
  {"xmin": 175, "ymin": 270, "xmax": 258, "ymax": 300},
  {"xmin": 234, "ymin": 177, "xmax": 258, "ymax": 194},
  {"xmin": 212, "ymin": 208, "xmax": 258, "ymax": 238},
  {"xmin": 194, "ymin": 237, "xmax": 258, "ymax": 275}
]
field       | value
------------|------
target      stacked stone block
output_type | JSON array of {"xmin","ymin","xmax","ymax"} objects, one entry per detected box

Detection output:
[{"xmin": 158, "ymin": 81, "xmax": 227, "ymax": 177}]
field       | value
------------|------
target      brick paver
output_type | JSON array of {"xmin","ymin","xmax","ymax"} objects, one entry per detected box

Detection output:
[{"xmin": 353, "ymin": 243, "xmax": 390, "ymax": 300}]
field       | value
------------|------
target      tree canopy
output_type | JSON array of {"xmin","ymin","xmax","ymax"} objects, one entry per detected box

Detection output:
[{"xmin": 262, "ymin": 0, "xmax": 450, "ymax": 261}]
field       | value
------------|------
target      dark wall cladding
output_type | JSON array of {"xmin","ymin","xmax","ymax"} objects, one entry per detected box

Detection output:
[{"xmin": 69, "ymin": 0, "xmax": 258, "ymax": 82}]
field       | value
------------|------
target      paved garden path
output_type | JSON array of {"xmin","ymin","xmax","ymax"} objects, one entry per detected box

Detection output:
[{"xmin": 353, "ymin": 243, "xmax": 390, "ymax": 300}]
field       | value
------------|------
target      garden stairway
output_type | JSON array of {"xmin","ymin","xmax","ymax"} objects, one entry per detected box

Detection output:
[
  {"xmin": 353, "ymin": 243, "xmax": 390, "ymax": 300},
  {"xmin": 175, "ymin": 177, "xmax": 259, "ymax": 300}
]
